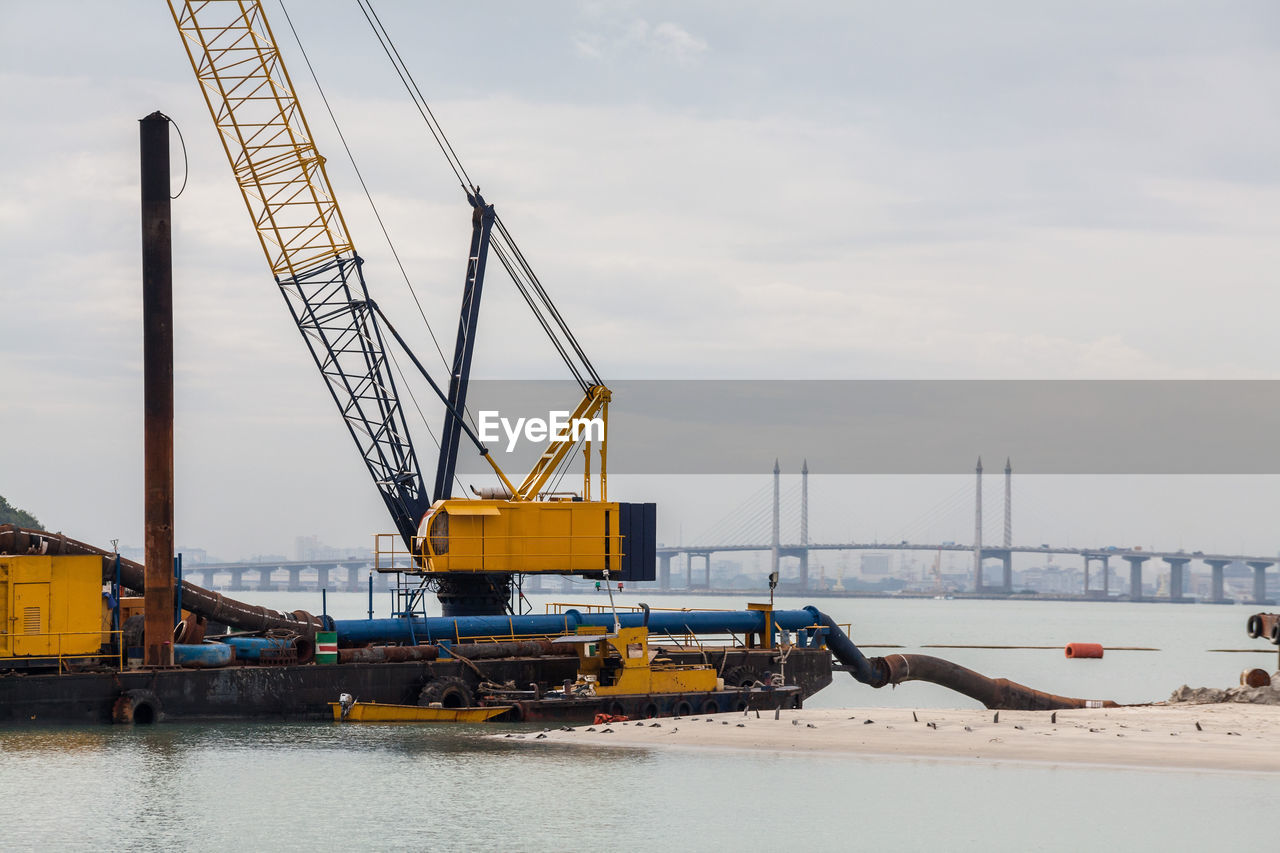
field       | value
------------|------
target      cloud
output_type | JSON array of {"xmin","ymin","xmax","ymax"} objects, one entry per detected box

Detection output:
[
  {"xmin": 646, "ymin": 22, "xmax": 709, "ymax": 62},
  {"xmin": 574, "ymin": 16, "xmax": 708, "ymax": 65},
  {"xmin": 4, "ymin": 2, "xmax": 1280, "ymax": 559}
]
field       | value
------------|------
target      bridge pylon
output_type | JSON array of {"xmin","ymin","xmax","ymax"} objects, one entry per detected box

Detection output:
[{"xmin": 973, "ymin": 457, "xmax": 983, "ymax": 592}]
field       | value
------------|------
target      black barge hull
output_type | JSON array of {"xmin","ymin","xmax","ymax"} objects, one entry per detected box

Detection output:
[{"xmin": 0, "ymin": 647, "xmax": 833, "ymax": 725}]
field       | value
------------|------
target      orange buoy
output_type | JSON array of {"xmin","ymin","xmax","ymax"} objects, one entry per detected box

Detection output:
[
  {"xmin": 1064, "ymin": 642, "xmax": 1104, "ymax": 659},
  {"xmin": 1241, "ymin": 668, "xmax": 1271, "ymax": 688}
]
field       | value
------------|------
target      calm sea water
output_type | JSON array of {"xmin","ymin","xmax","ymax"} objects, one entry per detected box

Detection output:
[{"xmin": 1, "ymin": 594, "xmax": 1273, "ymax": 851}]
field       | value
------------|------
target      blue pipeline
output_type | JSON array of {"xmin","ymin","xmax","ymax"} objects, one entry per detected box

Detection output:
[
  {"xmin": 173, "ymin": 642, "xmax": 234, "ymax": 668},
  {"xmin": 804, "ymin": 607, "xmax": 885, "ymax": 686},
  {"xmin": 218, "ymin": 636, "xmax": 295, "ymax": 661},
  {"xmin": 333, "ymin": 608, "xmax": 826, "ymax": 646}
]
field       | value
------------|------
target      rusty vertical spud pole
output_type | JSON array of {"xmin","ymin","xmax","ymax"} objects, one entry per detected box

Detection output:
[{"xmin": 140, "ymin": 112, "xmax": 175, "ymax": 667}]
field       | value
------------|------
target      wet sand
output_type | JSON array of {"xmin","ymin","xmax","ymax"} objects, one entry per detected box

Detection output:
[{"xmin": 526, "ymin": 705, "xmax": 1280, "ymax": 772}]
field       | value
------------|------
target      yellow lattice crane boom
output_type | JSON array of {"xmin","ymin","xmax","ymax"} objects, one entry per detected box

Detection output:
[
  {"xmin": 170, "ymin": 0, "xmax": 353, "ymax": 278},
  {"xmin": 168, "ymin": 1, "xmax": 656, "ymax": 615}
]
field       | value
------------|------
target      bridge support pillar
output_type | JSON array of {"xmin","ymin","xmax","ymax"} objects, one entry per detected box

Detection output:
[
  {"xmin": 1166, "ymin": 557, "xmax": 1190, "ymax": 601},
  {"xmin": 1204, "ymin": 559, "xmax": 1230, "ymax": 603},
  {"xmin": 1247, "ymin": 561, "xmax": 1274, "ymax": 605},
  {"xmin": 685, "ymin": 553, "xmax": 692, "ymax": 588},
  {"xmin": 197, "ymin": 569, "xmax": 216, "ymax": 589},
  {"xmin": 1001, "ymin": 553, "xmax": 1012, "ymax": 593},
  {"xmin": 257, "ymin": 566, "xmax": 274, "ymax": 591},
  {"xmin": 316, "ymin": 566, "xmax": 331, "ymax": 590},
  {"xmin": 658, "ymin": 554, "xmax": 672, "ymax": 591},
  {"xmin": 1081, "ymin": 554, "xmax": 1112, "ymax": 598},
  {"xmin": 228, "ymin": 568, "xmax": 245, "ymax": 591},
  {"xmin": 798, "ymin": 550, "xmax": 809, "ymax": 591},
  {"xmin": 1124, "ymin": 556, "xmax": 1147, "ymax": 601},
  {"xmin": 287, "ymin": 567, "xmax": 304, "ymax": 592}
]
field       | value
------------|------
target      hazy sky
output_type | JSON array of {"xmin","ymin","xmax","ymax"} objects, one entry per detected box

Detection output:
[{"xmin": 3, "ymin": 1, "xmax": 1280, "ymax": 561}]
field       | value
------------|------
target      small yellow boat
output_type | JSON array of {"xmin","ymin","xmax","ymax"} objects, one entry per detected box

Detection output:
[{"xmin": 330, "ymin": 701, "xmax": 511, "ymax": 723}]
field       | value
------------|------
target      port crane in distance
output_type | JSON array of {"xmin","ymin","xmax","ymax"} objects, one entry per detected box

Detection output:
[{"xmin": 168, "ymin": 0, "xmax": 655, "ymax": 616}]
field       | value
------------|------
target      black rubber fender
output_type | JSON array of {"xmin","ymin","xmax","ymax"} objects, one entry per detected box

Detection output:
[
  {"xmin": 112, "ymin": 689, "xmax": 162, "ymax": 725},
  {"xmin": 417, "ymin": 676, "xmax": 475, "ymax": 709},
  {"xmin": 721, "ymin": 665, "xmax": 760, "ymax": 688},
  {"xmin": 121, "ymin": 614, "xmax": 145, "ymax": 650}
]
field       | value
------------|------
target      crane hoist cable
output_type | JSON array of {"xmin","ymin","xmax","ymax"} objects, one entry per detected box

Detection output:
[
  {"xmin": 384, "ymin": 346, "xmax": 471, "ymax": 498},
  {"xmin": 357, "ymin": 0, "xmax": 602, "ymax": 394},
  {"xmin": 356, "ymin": 0, "xmax": 473, "ymax": 192},
  {"xmin": 277, "ymin": 0, "xmax": 454, "ymax": 385}
]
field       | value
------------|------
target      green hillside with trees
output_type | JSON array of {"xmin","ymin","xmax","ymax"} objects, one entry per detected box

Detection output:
[{"xmin": 0, "ymin": 495, "xmax": 41, "ymax": 529}]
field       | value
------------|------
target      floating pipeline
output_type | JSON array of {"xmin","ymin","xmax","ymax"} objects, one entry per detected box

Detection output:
[{"xmin": 0, "ymin": 524, "xmax": 324, "ymax": 636}]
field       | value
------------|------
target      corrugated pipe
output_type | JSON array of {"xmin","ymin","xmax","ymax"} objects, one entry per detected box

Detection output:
[
  {"xmin": 0, "ymin": 524, "xmax": 323, "ymax": 637},
  {"xmin": 337, "ymin": 640, "xmax": 572, "ymax": 665}
]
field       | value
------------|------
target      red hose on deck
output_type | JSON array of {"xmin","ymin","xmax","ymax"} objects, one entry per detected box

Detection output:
[{"xmin": 1064, "ymin": 643, "xmax": 1104, "ymax": 659}]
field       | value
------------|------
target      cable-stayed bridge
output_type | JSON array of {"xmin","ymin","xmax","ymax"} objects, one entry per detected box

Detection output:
[
  {"xmin": 183, "ymin": 459, "xmax": 1277, "ymax": 603},
  {"xmin": 657, "ymin": 459, "xmax": 1277, "ymax": 604}
]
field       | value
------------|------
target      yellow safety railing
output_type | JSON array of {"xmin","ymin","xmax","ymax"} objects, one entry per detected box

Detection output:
[
  {"xmin": 0, "ymin": 630, "xmax": 124, "ymax": 674},
  {"xmin": 373, "ymin": 533, "xmax": 420, "ymax": 572},
  {"xmin": 646, "ymin": 630, "xmax": 747, "ymax": 650}
]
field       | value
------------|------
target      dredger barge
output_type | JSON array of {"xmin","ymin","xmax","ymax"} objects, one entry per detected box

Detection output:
[
  {"xmin": 0, "ymin": 525, "xmax": 838, "ymax": 724},
  {"xmin": 2, "ymin": 524, "xmax": 1127, "ymax": 725},
  {"xmin": 4, "ymin": 3, "xmax": 1129, "ymax": 725}
]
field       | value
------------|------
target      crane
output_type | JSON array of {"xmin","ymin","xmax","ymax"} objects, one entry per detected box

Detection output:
[{"xmin": 168, "ymin": 0, "xmax": 654, "ymax": 615}]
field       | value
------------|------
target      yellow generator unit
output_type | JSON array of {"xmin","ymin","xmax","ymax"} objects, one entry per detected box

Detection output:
[
  {"xmin": 572, "ymin": 625, "xmax": 719, "ymax": 696},
  {"xmin": 0, "ymin": 555, "xmax": 105, "ymax": 662},
  {"xmin": 417, "ymin": 499, "xmax": 655, "ymax": 580}
]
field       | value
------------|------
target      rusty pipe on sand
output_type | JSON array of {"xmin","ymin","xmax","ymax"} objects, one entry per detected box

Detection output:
[{"xmin": 872, "ymin": 653, "xmax": 1119, "ymax": 711}]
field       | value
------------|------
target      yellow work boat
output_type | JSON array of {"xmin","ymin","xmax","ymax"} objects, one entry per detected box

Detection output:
[{"xmin": 329, "ymin": 701, "xmax": 511, "ymax": 723}]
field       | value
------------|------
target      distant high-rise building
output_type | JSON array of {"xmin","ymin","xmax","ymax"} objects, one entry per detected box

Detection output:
[{"xmin": 861, "ymin": 553, "xmax": 891, "ymax": 576}]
